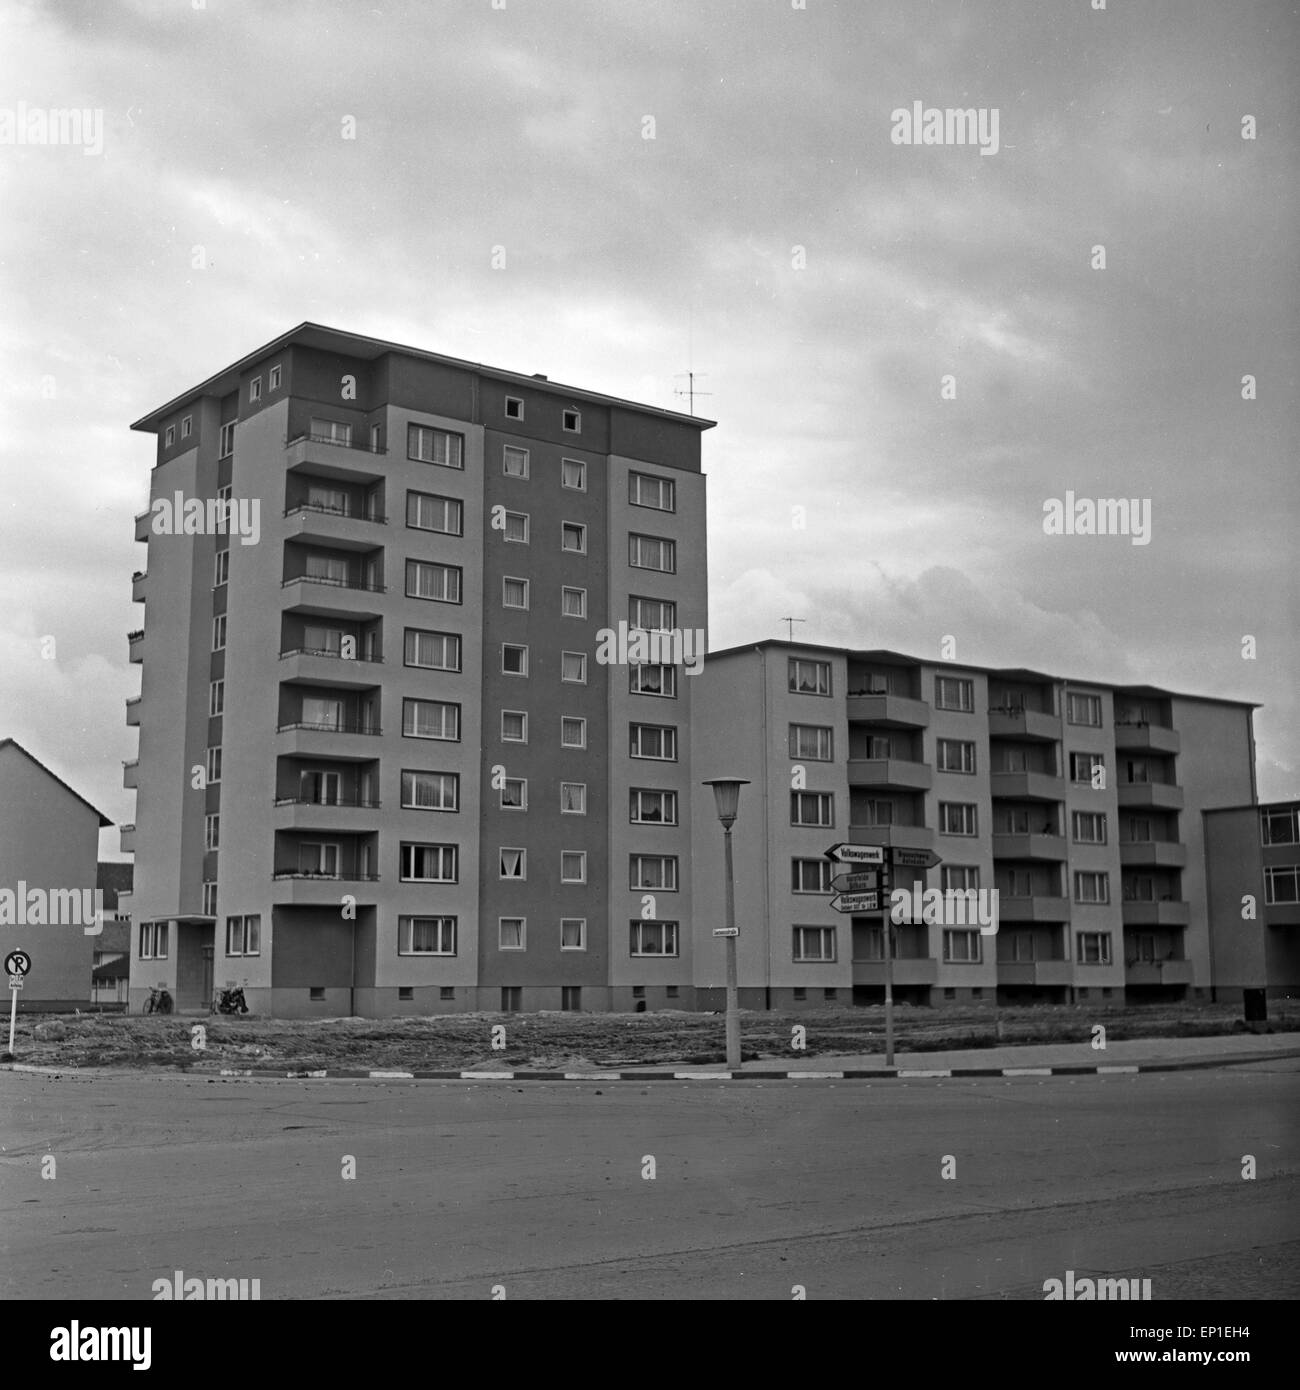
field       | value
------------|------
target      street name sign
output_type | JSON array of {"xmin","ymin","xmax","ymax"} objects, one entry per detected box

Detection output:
[
  {"xmin": 889, "ymin": 848, "xmax": 942, "ymax": 869},
  {"xmin": 829, "ymin": 892, "xmax": 880, "ymax": 913},
  {"xmin": 830, "ymin": 871, "xmax": 879, "ymax": 893},
  {"xmin": 824, "ymin": 843, "xmax": 885, "ymax": 866}
]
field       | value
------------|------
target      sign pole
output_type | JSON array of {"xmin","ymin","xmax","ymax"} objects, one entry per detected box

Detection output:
[
  {"xmin": 722, "ymin": 823, "xmax": 741, "ymax": 1070},
  {"xmin": 884, "ymin": 911, "xmax": 895, "ymax": 1067},
  {"xmin": 7, "ymin": 983, "xmax": 17, "ymax": 1056}
]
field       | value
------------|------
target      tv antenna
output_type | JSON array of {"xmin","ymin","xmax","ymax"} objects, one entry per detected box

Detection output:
[
  {"xmin": 780, "ymin": 617, "xmax": 806, "ymax": 641},
  {"xmin": 673, "ymin": 371, "xmax": 712, "ymax": 416}
]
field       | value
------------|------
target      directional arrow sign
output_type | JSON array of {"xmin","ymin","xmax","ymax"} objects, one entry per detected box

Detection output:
[
  {"xmin": 889, "ymin": 848, "xmax": 942, "ymax": 869},
  {"xmin": 824, "ymin": 843, "xmax": 885, "ymax": 865},
  {"xmin": 831, "ymin": 871, "xmax": 879, "ymax": 893},
  {"xmin": 829, "ymin": 892, "xmax": 880, "ymax": 913}
]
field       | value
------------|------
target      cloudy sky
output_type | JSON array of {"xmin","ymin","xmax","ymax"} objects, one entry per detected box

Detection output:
[{"xmin": 1, "ymin": 0, "xmax": 1295, "ymax": 856}]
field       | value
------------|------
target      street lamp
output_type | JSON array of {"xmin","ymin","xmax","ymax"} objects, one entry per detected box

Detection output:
[{"xmin": 703, "ymin": 777, "xmax": 749, "ymax": 1069}]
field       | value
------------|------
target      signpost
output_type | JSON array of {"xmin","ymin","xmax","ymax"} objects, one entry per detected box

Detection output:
[
  {"xmin": 890, "ymin": 847, "xmax": 941, "ymax": 870},
  {"xmin": 824, "ymin": 842, "xmax": 885, "ymax": 866},
  {"xmin": 4, "ymin": 949, "xmax": 31, "ymax": 1058},
  {"xmin": 829, "ymin": 891, "xmax": 879, "ymax": 913},
  {"xmin": 830, "ymin": 871, "xmax": 878, "ymax": 894},
  {"xmin": 712, "ymin": 927, "xmax": 739, "ymax": 937}
]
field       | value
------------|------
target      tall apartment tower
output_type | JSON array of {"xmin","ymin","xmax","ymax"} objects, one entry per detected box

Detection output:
[
  {"xmin": 691, "ymin": 642, "xmax": 1258, "ymax": 1008},
  {"xmin": 124, "ymin": 324, "xmax": 712, "ymax": 1017}
]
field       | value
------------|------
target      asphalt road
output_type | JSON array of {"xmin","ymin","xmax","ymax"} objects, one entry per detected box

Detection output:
[{"xmin": 3, "ymin": 1061, "xmax": 1297, "ymax": 1300}]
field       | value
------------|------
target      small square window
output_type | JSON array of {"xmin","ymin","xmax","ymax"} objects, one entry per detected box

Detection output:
[
  {"xmin": 499, "ymin": 918, "xmax": 526, "ymax": 950},
  {"xmin": 560, "ymin": 851, "xmax": 586, "ymax": 883},
  {"xmin": 502, "ymin": 710, "xmax": 527, "ymax": 742},
  {"xmin": 501, "ymin": 778, "xmax": 527, "ymax": 810},
  {"xmin": 793, "ymin": 987, "xmax": 807, "ymax": 1002},
  {"xmin": 503, "ymin": 644, "xmax": 529, "ymax": 676},
  {"xmin": 503, "ymin": 577, "xmax": 529, "ymax": 610},
  {"xmin": 439, "ymin": 986, "xmax": 455, "ymax": 1001},
  {"xmin": 562, "ymin": 409, "xmax": 580, "ymax": 433},
  {"xmin": 562, "ymin": 522, "xmax": 586, "ymax": 553},
  {"xmin": 666, "ymin": 985, "xmax": 679, "ymax": 999},
  {"xmin": 562, "ymin": 587, "xmax": 587, "ymax": 619},
  {"xmin": 398, "ymin": 987, "xmax": 413, "ymax": 1001},
  {"xmin": 164, "ymin": 425, "xmax": 175, "ymax": 447},
  {"xmin": 250, "ymin": 377, "xmax": 263, "ymax": 402},
  {"xmin": 269, "ymin": 364, "xmax": 282, "ymax": 390},
  {"xmin": 823, "ymin": 988, "xmax": 837, "ymax": 1001},
  {"xmin": 561, "ymin": 458, "xmax": 586, "ymax": 490},
  {"xmin": 632, "ymin": 985, "xmax": 646, "ymax": 999},
  {"xmin": 561, "ymin": 716, "xmax": 586, "ymax": 748},
  {"xmin": 503, "ymin": 510, "xmax": 529, "ymax": 543},
  {"xmin": 181, "ymin": 415, "xmax": 193, "ymax": 439},
  {"xmin": 310, "ymin": 986, "xmax": 325, "ymax": 1001},
  {"xmin": 500, "ymin": 847, "xmax": 526, "ymax": 880},
  {"xmin": 503, "ymin": 446, "xmax": 529, "ymax": 479},
  {"xmin": 561, "ymin": 918, "xmax": 586, "ymax": 950},
  {"xmin": 561, "ymin": 651, "xmax": 587, "ymax": 684},
  {"xmin": 560, "ymin": 782, "xmax": 586, "ymax": 814},
  {"xmin": 505, "ymin": 396, "xmax": 524, "ymax": 420}
]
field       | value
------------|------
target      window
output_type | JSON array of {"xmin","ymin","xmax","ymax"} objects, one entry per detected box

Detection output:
[
  {"xmin": 503, "ymin": 446, "xmax": 529, "ymax": 478},
  {"xmin": 311, "ymin": 417, "xmax": 352, "ymax": 447},
  {"xmin": 1125, "ymin": 816, "xmax": 1152, "ymax": 843},
  {"xmin": 862, "ymin": 799, "xmax": 894, "ymax": 826},
  {"xmin": 1070, "ymin": 752, "xmax": 1104, "ymax": 783},
  {"xmin": 630, "ymin": 855, "xmax": 678, "ymax": 890},
  {"xmin": 164, "ymin": 425, "xmax": 175, "ymax": 447},
  {"xmin": 791, "ymin": 792, "xmax": 834, "ymax": 827},
  {"xmin": 212, "ymin": 614, "xmax": 227, "ymax": 651},
  {"xmin": 181, "ymin": 415, "xmax": 193, "ymax": 438},
  {"xmin": 788, "ymin": 658, "xmax": 831, "ymax": 696},
  {"xmin": 1076, "ymin": 932, "xmax": 1112, "ymax": 965},
  {"xmin": 219, "ymin": 422, "xmax": 235, "ymax": 458},
  {"xmin": 630, "ymin": 921, "xmax": 679, "ymax": 956},
  {"xmin": 504, "ymin": 396, "xmax": 524, "ymax": 420},
  {"xmin": 501, "ymin": 985, "xmax": 522, "ymax": 1010},
  {"xmin": 561, "ymin": 651, "xmax": 587, "ymax": 684},
  {"xmin": 1262, "ymin": 807, "xmax": 1300, "ymax": 845},
  {"xmin": 204, "ymin": 813, "xmax": 220, "ymax": 851},
  {"xmin": 631, "ymin": 788, "xmax": 678, "ymax": 825},
  {"xmin": 630, "ymin": 664, "xmax": 677, "ymax": 697},
  {"xmin": 793, "ymin": 987, "xmax": 807, "ymax": 1002},
  {"xmin": 789, "ymin": 725, "xmax": 833, "ymax": 761},
  {"xmin": 202, "ymin": 882, "xmax": 217, "ymax": 916},
  {"xmin": 935, "ymin": 676, "xmax": 973, "ymax": 712},
  {"xmin": 209, "ymin": 680, "xmax": 225, "ymax": 716},
  {"xmin": 1264, "ymin": 865, "xmax": 1299, "ymax": 905},
  {"xmin": 299, "ymin": 695, "xmax": 344, "ymax": 731},
  {"xmin": 403, "ymin": 699, "xmax": 460, "ymax": 741},
  {"xmin": 561, "ymin": 918, "xmax": 586, "ymax": 950},
  {"xmin": 305, "ymin": 483, "xmax": 349, "ymax": 516},
  {"xmin": 561, "ymin": 851, "xmax": 587, "ymax": 883},
  {"xmin": 629, "ymin": 596, "xmax": 675, "ymax": 632},
  {"xmin": 562, "ymin": 409, "xmax": 580, "ymax": 433},
  {"xmin": 792, "ymin": 858, "xmax": 833, "ymax": 893},
  {"xmin": 401, "ymin": 843, "xmax": 457, "ymax": 883},
  {"xmin": 248, "ymin": 376, "xmax": 263, "ymax": 404},
  {"xmin": 561, "ymin": 717, "xmax": 586, "ymax": 748},
  {"xmin": 406, "ymin": 560, "xmax": 462, "ymax": 604},
  {"xmin": 629, "ymin": 534, "xmax": 676, "ymax": 573},
  {"xmin": 501, "ymin": 710, "xmax": 527, "ymax": 742},
  {"xmin": 503, "ymin": 577, "xmax": 529, "ymax": 610},
  {"xmin": 939, "ymin": 803, "xmax": 977, "ymax": 836},
  {"xmin": 943, "ymin": 929, "xmax": 981, "ymax": 963},
  {"xmin": 269, "ymin": 364, "xmax": 282, "ymax": 390},
  {"xmin": 205, "ymin": 747, "xmax": 222, "ymax": 785},
  {"xmin": 501, "ymin": 778, "xmax": 527, "ymax": 810},
  {"xmin": 1002, "ymin": 868, "xmax": 1033, "ymax": 897},
  {"xmin": 407, "ymin": 491, "xmax": 463, "ymax": 535},
  {"xmin": 560, "ymin": 782, "xmax": 586, "ymax": 814},
  {"xmin": 399, "ymin": 916, "xmax": 457, "ymax": 955},
  {"xmin": 499, "ymin": 918, "xmax": 526, "ymax": 950},
  {"xmin": 630, "ymin": 723, "xmax": 677, "ymax": 760},
  {"xmin": 561, "ymin": 522, "xmax": 586, "ymax": 553},
  {"xmin": 1123, "ymin": 875, "xmax": 1156, "ymax": 903},
  {"xmin": 561, "ymin": 458, "xmax": 585, "ymax": 490},
  {"xmin": 408, "ymin": 424, "xmax": 463, "ymax": 469},
  {"xmin": 1072, "ymin": 811, "xmax": 1107, "ymax": 844},
  {"xmin": 404, "ymin": 629, "xmax": 461, "ymax": 671},
  {"xmin": 629, "ymin": 471, "xmax": 675, "ymax": 512},
  {"xmin": 500, "ymin": 848, "xmax": 526, "ymax": 880},
  {"xmin": 856, "ymin": 926, "xmax": 886, "ymax": 961},
  {"xmin": 1123, "ymin": 758, "xmax": 1150, "ymax": 785},
  {"xmin": 214, "ymin": 550, "xmax": 229, "ymax": 586},
  {"xmin": 501, "ymin": 510, "xmax": 528, "ymax": 543},
  {"xmin": 439, "ymin": 986, "xmax": 456, "ymax": 1000},
  {"xmin": 942, "ymin": 866, "xmax": 980, "ymax": 892},
  {"xmin": 140, "ymin": 921, "xmax": 168, "ymax": 959},
  {"xmin": 304, "ymin": 552, "xmax": 348, "ymax": 585},
  {"xmin": 401, "ymin": 771, "xmax": 459, "ymax": 812},
  {"xmin": 502, "ymin": 644, "xmax": 529, "ymax": 676},
  {"xmin": 793, "ymin": 926, "xmax": 836, "ymax": 962},
  {"xmin": 937, "ymin": 739, "xmax": 976, "ymax": 774},
  {"xmin": 561, "ymin": 587, "xmax": 586, "ymax": 618},
  {"xmin": 1074, "ymin": 871, "xmax": 1110, "ymax": 904},
  {"xmin": 225, "ymin": 914, "xmax": 261, "ymax": 956},
  {"xmin": 1067, "ymin": 692, "xmax": 1103, "ymax": 727}
]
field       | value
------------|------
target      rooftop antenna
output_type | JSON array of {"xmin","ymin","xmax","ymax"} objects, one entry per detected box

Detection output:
[
  {"xmin": 673, "ymin": 370, "xmax": 712, "ymax": 416},
  {"xmin": 780, "ymin": 617, "xmax": 806, "ymax": 642}
]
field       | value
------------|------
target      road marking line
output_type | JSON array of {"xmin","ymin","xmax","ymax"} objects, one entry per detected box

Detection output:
[
  {"xmin": 897, "ymin": 1069, "xmax": 952, "ymax": 1078},
  {"xmin": 787, "ymin": 1071, "xmax": 844, "ymax": 1079},
  {"xmin": 674, "ymin": 1071, "xmax": 731, "ymax": 1079},
  {"xmin": 1002, "ymin": 1068, "xmax": 1052, "ymax": 1076},
  {"xmin": 563, "ymin": 1072, "xmax": 609, "ymax": 1080},
  {"xmin": 1096, "ymin": 1065, "xmax": 1139, "ymax": 1073},
  {"xmin": 462, "ymin": 1071, "xmax": 514, "ymax": 1079},
  {"xmin": 368, "ymin": 1070, "xmax": 413, "ymax": 1079}
]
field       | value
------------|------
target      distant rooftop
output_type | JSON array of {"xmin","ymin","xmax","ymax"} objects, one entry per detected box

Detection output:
[{"xmin": 0, "ymin": 738, "xmax": 112, "ymax": 826}]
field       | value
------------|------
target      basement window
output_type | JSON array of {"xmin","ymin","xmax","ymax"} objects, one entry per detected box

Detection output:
[
  {"xmin": 440, "ymin": 986, "xmax": 455, "ymax": 1001},
  {"xmin": 310, "ymin": 987, "xmax": 325, "ymax": 1001},
  {"xmin": 398, "ymin": 987, "xmax": 413, "ymax": 1001}
]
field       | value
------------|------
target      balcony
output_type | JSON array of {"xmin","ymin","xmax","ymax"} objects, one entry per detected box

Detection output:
[
  {"xmin": 1121, "ymin": 900, "xmax": 1191, "ymax": 927},
  {"xmin": 988, "ymin": 708, "xmax": 1061, "ymax": 742},
  {"xmin": 125, "ymin": 695, "xmax": 142, "ymax": 727},
  {"xmin": 134, "ymin": 509, "xmax": 152, "ymax": 543},
  {"xmin": 1115, "ymin": 722, "xmax": 1181, "ymax": 756},
  {"xmin": 271, "ymin": 872, "xmax": 380, "ymax": 906},
  {"xmin": 285, "ymin": 433, "xmax": 386, "ymax": 483},
  {"xmin": 1125, "ymin": 959, "xmax": 1193, "ymax": 986},
  {"xmin": 1117, "ymin": 782, "xmax": 1185, "ymax": 811},
  {"xmin": 847, "ymin": 759, "xmax": 933, "ymax": 792},
  {"xmin": 272, "ymin": 796, "xmax": 381, "ymax": 831},
  {"xmin": 275, "ymin": 721, "xmax": 383, "ymax": 762},
  {"xmin": 119, "ymin": 823, "xmax": 136, "ymax": 853},
  {"xmin": 131, "ymin": 570, "xmax": 147, "ymax": 603},
  {"xmin": 1120, "ymin": 841, "xmax": 1188, "ymax": 869},
  {"xmin": 990, "ymin": 770, "xmax": 1064, "ymax": 802},
  {"xmin": 997, "ymin": 896, "xmax": 1071, "ymax": 923},
  {"xmin": 996, "ymin": 960, "xmax": 1074, "ymax": 987},
  {"xmin": 992, "ymin": 833, "xmax": 1068, "ymax": 861},
  {"xmin": 845, "ymin": 693, "xmax": 930, "ymax": 729},
  {"xmin": 283, "ymin": 504, "xmax": 387, "ymax": 551},
  {"xmin": 281, "ymin": 575, "xmax": 385, "ymax": 620},
  {"xmin": 852, "ymin": 958, "xmax": 938, "ymax": 986},
  {"xmin": 847, "ymin": 824, "xmax": 936, "ymax": 852},
  {"xmin": 278, "ymin": 648, "xmax": 383, "ymax": 687},
  {"xmin": 122, "ymin": 759, "xmax": 139, "ymax": 789},
  {"xmin": 128, "ymin": 629, "xmax": 144, "ymax": 664}
]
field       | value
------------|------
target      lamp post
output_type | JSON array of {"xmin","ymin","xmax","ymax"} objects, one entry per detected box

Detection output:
[{"xmin": 703, "ymin": 777, "xmax": 749, "ymax": 1070}]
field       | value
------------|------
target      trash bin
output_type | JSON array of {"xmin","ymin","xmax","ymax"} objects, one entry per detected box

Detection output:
[{"xmin": 1243, "ymin": 989, "xmax": 1267, "ymax": 1032}]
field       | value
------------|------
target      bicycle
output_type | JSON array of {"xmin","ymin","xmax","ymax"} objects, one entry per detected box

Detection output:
[
  {"xmin": 212, "ymin": 984, "xmax": 249, "ymax": 1015},
  {"xmin": 143, "ymin": 985, "xmax": 173, "ymax": 1015}
]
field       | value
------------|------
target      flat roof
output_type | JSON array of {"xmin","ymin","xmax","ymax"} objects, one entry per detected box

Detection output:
[
  {"xmin": 704, "ymin": 638, "xmax": 1261, "ymax": 710},
  {"xmin": 131, "ymin": 322, "xmax": 717, "ymax": 434},
  {"xmin": 1204, "ymin": 800, "xmax": 1298, "ymax": 816}
]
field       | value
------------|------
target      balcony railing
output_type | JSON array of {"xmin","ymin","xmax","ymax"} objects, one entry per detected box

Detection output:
[
  {"xmin": 271, "ymin": 870, "xmax": 381, "ymax": 881},
  {"xmin": 273, "ymin": 796, "xmax": 381, "ymax": 809},
  {"xmin": 276, "ymin": 721, "xmax": 381, "ymax": 735},
  {"xmin": 278, "ymin": 646, "xmax": 382, "ymax": 663},
  {"xmin": 281, "ymin": 575, "xmax": 386, "ymax": 592},
  {"xmin": 284, "ymin": 502, "xmax": 387, "ymax": 524},
  {"xmin": 286, "ymin": 432, "xmax": 387, "ymax": 455}
]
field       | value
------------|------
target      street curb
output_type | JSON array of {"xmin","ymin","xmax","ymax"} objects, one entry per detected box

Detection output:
[{"xmin": 3, "ymin": 1048, "xmax": 1297, "ymax": 1083}]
